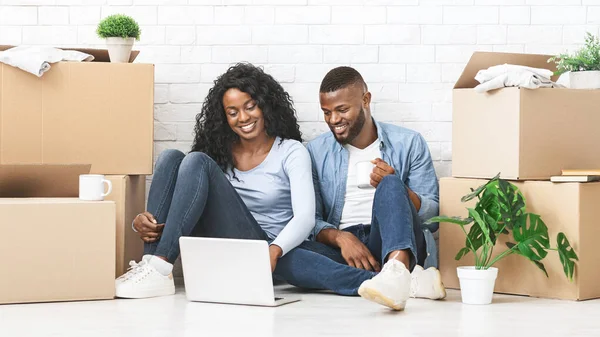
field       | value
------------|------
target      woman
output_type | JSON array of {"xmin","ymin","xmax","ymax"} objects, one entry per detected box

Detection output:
[{"xmin": 115, "ymin": 63, "xmax": 315, "ymax": 298}]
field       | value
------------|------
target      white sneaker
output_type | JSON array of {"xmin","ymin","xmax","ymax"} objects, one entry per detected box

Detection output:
[
  {"xmin": 116, "ymin": 255, "xmax": 152, "ymax": 286},
  {"xmin": 358, "ymin": 258, "xmax": 411, "ymax": 311},
  {"xmin": 410, "ymin": 265, "xmax": 447, "ymax": 300},
  {"xmin": 115, "ymin": 256, "xmax": 175, "ymax": 299}
]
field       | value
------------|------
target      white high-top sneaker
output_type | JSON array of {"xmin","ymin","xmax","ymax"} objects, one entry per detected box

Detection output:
[
  {"xmin": 115, "ymin": 255, "xmax": 175, "ymax": 299},
  {"xmin": 410, "ymin": 265, "xmax": 447, "ymax": 300},
  {"xmin": 358, "ymin": 258, "xmax": 411, "ymax": 311}
]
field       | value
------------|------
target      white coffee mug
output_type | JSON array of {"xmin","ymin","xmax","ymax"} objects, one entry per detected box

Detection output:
[
  {"xmin": 79, "ymin": 174, "xmax": 112, "ymax": 201},
  {"xmin": 356, "ymin": 161, "xmax": 375, "ymax": 189}
]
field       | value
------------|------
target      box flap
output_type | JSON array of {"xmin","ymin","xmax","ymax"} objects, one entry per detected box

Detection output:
[
  {"xmin": 454, "ymin": 51, "xmax": 558, "ymax": 89},
  {"xmin": 0, "ymin": 164, "xmax": 90, "ymax": 197},
  {"xmin": 0, "ymin": 45, "xmax": 139, "ymax": 63}
]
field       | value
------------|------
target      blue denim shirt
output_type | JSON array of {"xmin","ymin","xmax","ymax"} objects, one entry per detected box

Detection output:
[{"xmin": 306, "ymin": 119, "xmax": 440, "ymax": 268}]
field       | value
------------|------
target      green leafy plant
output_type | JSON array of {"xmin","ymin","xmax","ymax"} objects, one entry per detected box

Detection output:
[
  {"xmin": 426, "ymin": 173, "xmax": 578, "ymax": 281},
  {"xmin": 549, "ymin": 32, "xmax": 600, "ymax": 75},
  {"xmin": 96, "ymin": 14, "xmax": 141, "ymax": 40}
]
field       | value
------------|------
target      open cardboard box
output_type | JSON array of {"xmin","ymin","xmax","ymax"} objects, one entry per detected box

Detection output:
[
  {"xmin": 452, "ymin": 52, "xmax": 600, "ymax": 180},
  {"xmin": 439, "ymin": 177, "xmax": 600, "ymax": 301},
  {"xmin": 0, "ymin": 164, "xmax": 116, "ymax": 304},
  {"xmin": 0, "ymin": 46, "xmax": 154, "ymax": 175}
]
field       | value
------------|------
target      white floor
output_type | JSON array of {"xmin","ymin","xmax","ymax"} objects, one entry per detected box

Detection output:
[{"xmin": 0, "ymin": 285, "xmax": 598, "ymax": 337}]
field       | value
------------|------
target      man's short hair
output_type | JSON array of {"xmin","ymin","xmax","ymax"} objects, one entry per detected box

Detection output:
[{"xmin": 319, "ymin": 66, "xmax": 367, "ymax": 93}]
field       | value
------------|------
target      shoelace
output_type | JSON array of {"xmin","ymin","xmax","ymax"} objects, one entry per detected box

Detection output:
[{"xmin": 116, "ymin": 260, "xmax": 148, "ymax": 281}]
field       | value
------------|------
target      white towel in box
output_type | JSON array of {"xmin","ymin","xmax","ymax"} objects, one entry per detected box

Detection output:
[
  {"xmin": 474, "ymin": 64, "xmax": 561, "ymax": 93},
  {"xmin": 0, "ymin": 46, "xmax": 94, "ymax": 77}
]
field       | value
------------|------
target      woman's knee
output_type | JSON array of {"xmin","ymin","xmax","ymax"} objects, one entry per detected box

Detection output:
[
  {"xmin": 179, "ymin": 151, "xmax": 214, "ymax": 173},
  {"xmin": 155, "ymin": 149, "xmax": 185, "ymax": 171}
]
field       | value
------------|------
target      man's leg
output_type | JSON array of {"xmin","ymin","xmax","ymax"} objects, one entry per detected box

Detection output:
[
  {"xmin": 361, "ymin": 175, "xmax": 445, "ymax": 302},
  {"xmin": 274, "ymin": 241, "xmax": 375, "ymax": 296},
  {"xmin": 367, "ymin": 175, "xmax": 426, "ymax": 271}
]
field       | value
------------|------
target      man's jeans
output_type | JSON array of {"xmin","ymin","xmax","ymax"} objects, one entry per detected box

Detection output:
[
  {"xmin": 143, "ymin": 149, "xmax": 374, "ymax": 295},
  {"xmin": 277, "ymin": 175, "xmax": 427, "ymax": 295},
  {"xmin": 347, "ymin": 175, "xmax": 427, "ymax": 270}
]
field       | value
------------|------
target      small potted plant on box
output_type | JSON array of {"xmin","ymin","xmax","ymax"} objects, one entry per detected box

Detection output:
[
  {"xmin": 549, "ymin": 32, "xmax": 600, "ymax": 89},
  {"xmin": 426, "ymin": 174, "xmax": 578, "ymax": 305},
  {"xmin": 96, "ymin": 14, "xmax": 141, "ymax": 63}
]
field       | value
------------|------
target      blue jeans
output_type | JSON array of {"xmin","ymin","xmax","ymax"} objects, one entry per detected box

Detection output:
[
  {"xmin": 278, "ymin": 175, "xmax": 426, "ymax": 295},
  {"xmin": 143, "ymin": 149, "xmax": 374, "ymax": 295},
  {"xmin": 347, "ymin": 175, "xmax": 427, "ymax": 270},
  {"xmin": 144, "ymin": 149, "xmax": 269, "ymax": 262}
]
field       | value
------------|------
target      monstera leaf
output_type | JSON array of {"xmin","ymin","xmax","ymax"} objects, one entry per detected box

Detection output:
[
  {"xmin": 426, "ymin": 216, "xmax": 477, "ymax": 260},
  {"xmin": 468, "ymin": 208, "xmax": 495, "ymax": 266},
  {"xmin": 557, "ymin": 233, "xmax": 578, "ymax": 281},
  {"xmin": 461, "ymin": 173, "xmax": 500, "ymax": 202},
  {"xmin": 512, "ymin": 213, "xmax": 550, "ymax": 276},
  {"xmin": 455, "ymin": 247, "xmax": 471, "ymax": 261},
  {"xmin": 465, "ymin": 219, "xmax": 485, "ymax": 253},
  {"xmin": 468, "ymin": 208, "xmax": 493, "ymax": 246},
  {"xmin": 426, "ymin": 216, "xmax": 472, "ymax": 226},
  {"xmin": 495, "ymin": 179, "xmax": 526, "ymax": 230},
  {"xmin": 478, "ymin": 187, "xmax": 501, "ymax": 222}
]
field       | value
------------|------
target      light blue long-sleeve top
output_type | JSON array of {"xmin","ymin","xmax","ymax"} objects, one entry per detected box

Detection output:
[{"xmin": 228, "ymin": 137, "xmax": 315, "ymax": 256}]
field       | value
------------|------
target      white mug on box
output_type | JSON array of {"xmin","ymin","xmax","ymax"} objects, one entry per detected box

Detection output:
[
  {"xmin": 79, "ymin": 174, "xmax": 112, "ymax": 201},
  {"xmin": 356, "ymin": 161, "xmax": 375, "ymax": 189}
]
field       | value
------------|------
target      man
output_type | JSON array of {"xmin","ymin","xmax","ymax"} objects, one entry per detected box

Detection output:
[{"xmin": 305, "ymin": 66, "xmax": 446, "ymax": 310}]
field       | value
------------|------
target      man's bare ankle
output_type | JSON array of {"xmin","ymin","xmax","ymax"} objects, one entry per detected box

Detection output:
[{"xmin": 388, "ymin": 250, "xmax": 410, "ymax": 269}]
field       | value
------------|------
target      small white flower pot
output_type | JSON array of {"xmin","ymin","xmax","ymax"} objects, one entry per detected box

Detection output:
[
  {"xmin": 569, "ymin": 71, "xmax": 600, "ymax": 89},
  {"xmin": 457, "ymin": 266, "xmax": 498, "ymax": 305},
  {"xmin": 106, "ymin": 37, "xmax": 134, "ymax": 63}
]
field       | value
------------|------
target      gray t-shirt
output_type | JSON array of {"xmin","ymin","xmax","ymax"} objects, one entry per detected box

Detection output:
[{"xmin": 228, "ymin": 137, "xmax": 315, "ymax": 256}]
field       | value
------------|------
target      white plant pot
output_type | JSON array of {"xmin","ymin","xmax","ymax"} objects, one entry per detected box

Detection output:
[
  {"xmin": 457, "ymin": 266, "xmax": 498, "ymax": 305},
  {"xmin": 106, "ymin": 37, "xmax": 134, "ymax": 63},
  {"xmin": 569, "ymin": 71, "xmax": 600, "ymax": 89}
]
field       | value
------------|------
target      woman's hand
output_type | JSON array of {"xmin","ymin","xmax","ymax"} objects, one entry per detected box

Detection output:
[
  {"xmin": 133, "ymin": 212, "xmax": 165, "ymax": 243},
  {"xmin": 269, "ymin": 244, "xmax": 283, "ymax": 272}
]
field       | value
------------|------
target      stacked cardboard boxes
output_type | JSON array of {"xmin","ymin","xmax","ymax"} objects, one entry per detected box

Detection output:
[
  {"xmin": 0, "ymin": 46, "xmax": 153, "ymax": 304},
  {"xmin": 440, "ymin": 52, "xmax": 600, "ymax": 300}
]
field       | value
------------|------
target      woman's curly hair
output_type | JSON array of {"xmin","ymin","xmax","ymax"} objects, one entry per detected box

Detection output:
[{"xmin": 191, "ymin": 63, "xmax": 302, "ymax": 173}]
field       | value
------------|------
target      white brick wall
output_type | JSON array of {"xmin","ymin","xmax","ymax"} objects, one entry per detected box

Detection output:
[{"xmin": 1, "ymin": 2, "xmax": 598, "ymax": 179}]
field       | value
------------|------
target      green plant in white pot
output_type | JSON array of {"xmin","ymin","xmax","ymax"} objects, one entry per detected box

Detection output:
[
  {"xmin": 97, "ymin": 14, "xmax": 141, "ymax": 63},
  {"xmin": 426, "ymin": 174, "xmax": 578, "ymax": 305},
  {"xmin": 549, "ymin": 32, "xmax": 600, "ymax": 89}
]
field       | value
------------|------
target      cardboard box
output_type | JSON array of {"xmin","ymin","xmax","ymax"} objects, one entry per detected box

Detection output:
[
  {"xmin": 0, "ymin": 165, "xmax": 116, "ymax": 304},
  {"xmin": 105, "ymin": 175, "xmax": 146, "ymax": 277},
  {"xmin": 439, "ymin": 177, "xmax": 600, "ymax": 300},
  {"xmin": 452, "ymin": 52, "xmax": 600, "ymax": 180},
  {"xmin": 0, "ymin": 164, "xmax": 89, "ymax": 197},
  {"xmin": 0, "ymin": 46, "xmax": 154, "ymax": 175}
]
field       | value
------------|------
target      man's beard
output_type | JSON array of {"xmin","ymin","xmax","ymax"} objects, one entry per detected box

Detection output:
[{"xmin": 333, "ymin": 107, "xmax": 366, "ymax": 145}]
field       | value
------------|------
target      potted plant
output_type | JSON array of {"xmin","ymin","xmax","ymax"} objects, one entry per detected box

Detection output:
[
  {"xmin": 426, "ymin": 174, "xmax": 578, "ymax": 305},
  {"xmin": 96, "ymin": 14, "xmax": 141, "ymax": 63},
  {"xmin": 549, "ymin": 32, "xmax": 600, "ymax": 89}
]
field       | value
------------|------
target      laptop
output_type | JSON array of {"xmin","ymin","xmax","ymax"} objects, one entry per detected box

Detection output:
[{"xmin": 179, "ymin": 237, "xmax": 301, "ymax": 307}]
